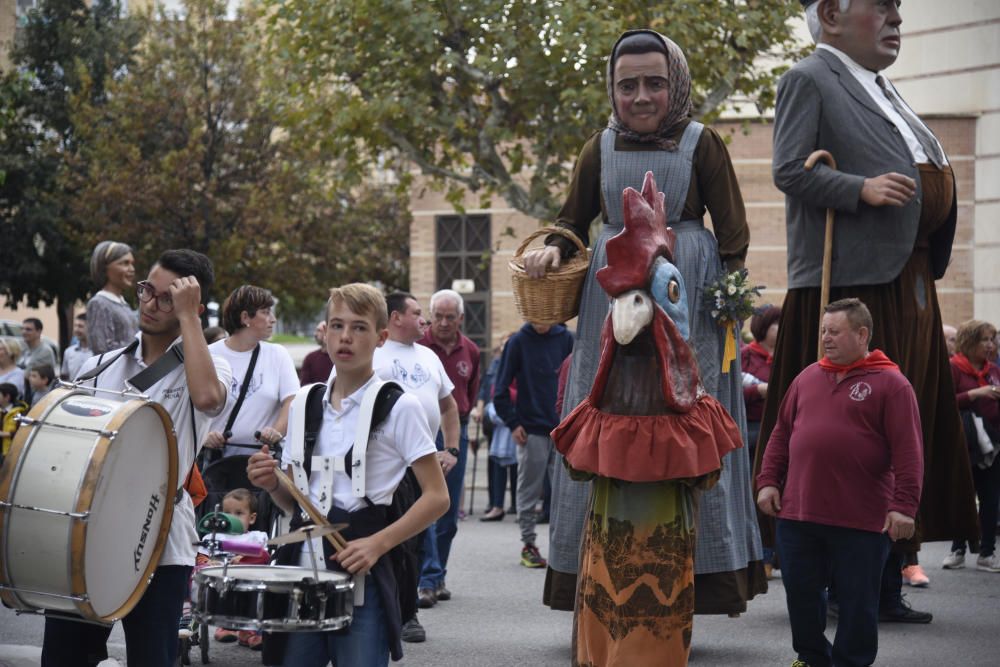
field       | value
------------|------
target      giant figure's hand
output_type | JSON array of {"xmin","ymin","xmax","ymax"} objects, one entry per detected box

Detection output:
[
  {"xmin": 861, "ymin": 173, "xmax": 916, "ymax": 207},
  {"xmin": 524, "ymin": 246, "xmax": 561, "ymax": 279}
]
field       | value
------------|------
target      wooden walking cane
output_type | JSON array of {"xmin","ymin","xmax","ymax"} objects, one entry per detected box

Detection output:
[{"xmin": 804, "ymin": 149, "xmax": 838, "ymax": 361}]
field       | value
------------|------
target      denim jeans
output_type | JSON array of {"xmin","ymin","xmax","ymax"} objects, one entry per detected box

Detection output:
[
  {"xmin": 283, "ymin": 575, "xmax": 388, "ymax": 667},
  {"xmin": 776, "ymin": 519, "xmax": 889, "ymax": 667},
  {"xmin": 42, "ymin": 565, "xmax": 191, "ymax": 667},
  {"xmin": 488, "ymin": 456, "xmax": 518, "ymax": 510},
  {"xmin": 418, "ymin": 422, "xmax": 469, "ymax": 588}
]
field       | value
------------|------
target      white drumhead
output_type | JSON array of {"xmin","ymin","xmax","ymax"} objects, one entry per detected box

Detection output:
[
  {"xmin": 83, "ymin": 401, "xmax": 172, "ymax": 617},
  {"xmin": 198, "ymin": 565, "xmax": 348, "ymax": 583}
]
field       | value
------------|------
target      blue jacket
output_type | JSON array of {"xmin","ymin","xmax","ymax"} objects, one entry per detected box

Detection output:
[{"xmin": 493, "ymin": 323, "xmax": 574, "ymax": 436}]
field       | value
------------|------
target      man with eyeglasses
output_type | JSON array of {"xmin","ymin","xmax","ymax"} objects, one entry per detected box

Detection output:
[
  {"xmin": 412, "ymin": 289, "xmax": 480, "ymax": 610},
  {"xmin": 42, "ymin": 249, "xmax": 233, "ymax": 667}
]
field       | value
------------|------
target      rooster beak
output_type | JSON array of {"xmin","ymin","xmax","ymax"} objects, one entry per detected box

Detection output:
[{"xmin": 611, "ymin": 290, "xmax": 653, "ymax": 345}]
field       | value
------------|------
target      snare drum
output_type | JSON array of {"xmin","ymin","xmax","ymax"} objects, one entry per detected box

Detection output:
[
  {"xmin": 0, "ymin": 388, "xmax": 178, "ymax": 622},
  {"xmin": 194, "ymin": 565, "xmax": 353, "ymax": 632}
]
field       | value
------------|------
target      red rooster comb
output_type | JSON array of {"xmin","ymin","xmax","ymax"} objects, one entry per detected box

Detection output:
[{"xmin": 596, "ymin": 171, "xmax": 676, "ymax": 297}]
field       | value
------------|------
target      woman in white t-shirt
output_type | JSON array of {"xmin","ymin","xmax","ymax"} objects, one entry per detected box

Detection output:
[{"xmin": 203, "ymin": 285, "xmax": 300, "ymax": 458}]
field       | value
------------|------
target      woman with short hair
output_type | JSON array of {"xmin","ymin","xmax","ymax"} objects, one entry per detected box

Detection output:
[{"xmin": 86, "ymin": 241, "xmax": 138, "ymax": 355}]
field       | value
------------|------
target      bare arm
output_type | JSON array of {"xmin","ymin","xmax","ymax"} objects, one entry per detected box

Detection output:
[
  {"xmin": 171, "ymin": 276, "xmax": 226, "ymax": 413},
  {"xmin": 247, "ymin": 445, "xmax": 295, "ymax": 515},
  {"xmin": 334, "ymin": 453, "xmax": 449, "ymax": 575}
]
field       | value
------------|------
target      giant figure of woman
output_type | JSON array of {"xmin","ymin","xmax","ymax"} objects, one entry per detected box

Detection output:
[{"xmin": 525, "ymin": 29, "xmax": 765, "ymax": 617}]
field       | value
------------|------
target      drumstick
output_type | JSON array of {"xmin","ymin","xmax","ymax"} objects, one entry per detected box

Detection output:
[{"xmin": 271, "ymin": 468, "xmax": 349, "ymax": 553}]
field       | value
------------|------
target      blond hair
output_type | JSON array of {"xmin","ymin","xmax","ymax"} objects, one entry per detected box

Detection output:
[
  {"xmin": 327, "ymin": 283, "xmax": 388, "ymax": 330},
  {"xmin": 0, "ymin": 337, "xmax": 23, "ymax": 361}
]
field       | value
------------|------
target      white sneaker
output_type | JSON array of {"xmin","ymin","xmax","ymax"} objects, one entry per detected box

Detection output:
[
  {"xmin": 942, "ymin": 549, "xmax": 966, "ymax": 569},
  {"xmin": 976, "ymin": 553, "xmax": 1000, "ymax": 572}
]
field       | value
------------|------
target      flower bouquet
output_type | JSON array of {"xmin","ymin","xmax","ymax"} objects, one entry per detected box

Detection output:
[{"xmin": 704, "ymin": 269, "xmax": 764, "ymax": 373}]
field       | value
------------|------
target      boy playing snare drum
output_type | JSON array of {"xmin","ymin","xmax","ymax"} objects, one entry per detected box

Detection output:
[{"xmin": 247, "ymin": 283, "xmax": 449, "ymax": 667}]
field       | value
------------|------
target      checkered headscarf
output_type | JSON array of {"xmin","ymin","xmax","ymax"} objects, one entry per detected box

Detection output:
[{"xmin": 606, "ymin": 30, "xmax": 693, "ymax": 151}]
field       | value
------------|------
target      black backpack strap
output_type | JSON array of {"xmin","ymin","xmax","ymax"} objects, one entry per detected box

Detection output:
[
  {"xmin": 222, "ymin": 343, "xmax": 261, "ymax": 439},
  {"xmin": 300, "ymin": 381, "xmax": 328, "ymax": 478}
]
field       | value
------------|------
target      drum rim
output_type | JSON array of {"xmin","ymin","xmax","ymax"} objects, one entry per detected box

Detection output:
[
  {"xmin": 195, "ymin": 564, "xmax": 353, "ymax": 587},
  {"xmin": 75, "ymin": 396, "xmax": 178, "ymax": 622},
  {"xmin": 0, "ymin": 388, "xmax": 68, "ymax": 612},
  {"xmin": 0, "ymin": 388, "xmax": 179, "ymax": 622},
  {"xmin": 194, "ymin": 611, "xmax": 353, "ymax": 633}
]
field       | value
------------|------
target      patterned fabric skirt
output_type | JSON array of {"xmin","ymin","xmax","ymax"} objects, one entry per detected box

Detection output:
[{"xmin": 575, "ymin": 478, "xmax": 697, "ymax": 667}]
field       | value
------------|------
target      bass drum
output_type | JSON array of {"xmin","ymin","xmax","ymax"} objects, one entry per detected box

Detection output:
[{"xmin": 0, "ymin": 387, "xmax": 178, "ymax": 622}]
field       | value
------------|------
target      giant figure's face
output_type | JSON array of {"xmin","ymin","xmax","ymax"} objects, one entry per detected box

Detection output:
[
  {"xmin": 834, "ymin": 0, "xmax": 902, "ymax": 72},
  {"xmin": 613, "ymin": 52, "xmax": 671, "ymax": 134}
]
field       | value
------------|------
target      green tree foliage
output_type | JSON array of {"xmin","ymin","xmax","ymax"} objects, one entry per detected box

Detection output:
[
  {"xmin": 0, "ymin": 0, "xmax": 144, "ymax": 346},
  {"xmin": 261, "ymin": 0, "xmax": 806, "ymax": 219},
  {"xmin": 64, "ymin": 0, "xmax": 411, "ymax": 320}
]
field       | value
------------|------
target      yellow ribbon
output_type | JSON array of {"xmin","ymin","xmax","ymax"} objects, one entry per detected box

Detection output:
[{"xmin": 722, "ymin": 321, "xmax": 737, "ymax": 374}]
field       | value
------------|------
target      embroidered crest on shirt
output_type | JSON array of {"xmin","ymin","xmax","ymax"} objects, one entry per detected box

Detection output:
[
  {"xmin": 849, "ymin": 381, "xmax": 872, "ymax": 402},
  {"xmin": 456, "ymin": 360, "xmax": 471, "ymax": 378}
]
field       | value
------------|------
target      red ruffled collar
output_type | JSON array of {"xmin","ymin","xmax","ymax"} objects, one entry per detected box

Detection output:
[{"xmin": 747, "ymin": 341, "xmax": 773, "ymax": 364}]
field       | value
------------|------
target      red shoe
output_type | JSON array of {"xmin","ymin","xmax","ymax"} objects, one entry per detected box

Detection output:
[
  {"xmin": 214, "ymin": 627, "xmax": 238, "ymax": 643},
  {"xmin": 902, "ymin": 564, "xmax": 930, "ymax": 587},
  {"xmin": 238, "ymin": 630, "xmax": 262, "ymax": 650}
]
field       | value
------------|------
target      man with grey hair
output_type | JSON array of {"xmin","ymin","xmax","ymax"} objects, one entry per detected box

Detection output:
[
  {"xmin": 755, "ymin": 0, "xmax": 979, "ymax": 626},
  {"xmin": 416, "ymin": 289, "xmax": 480, "ymax": 603}
]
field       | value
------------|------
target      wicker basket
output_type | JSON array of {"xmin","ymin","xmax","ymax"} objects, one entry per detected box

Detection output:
[{"xmin": 509, "ymin": 226, "xmax": 591, "ymax": 325}]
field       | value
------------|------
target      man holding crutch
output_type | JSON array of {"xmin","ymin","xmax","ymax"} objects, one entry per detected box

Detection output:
[{"xmin": 755, "ymin": 0, "xmax": 978, "ymax": 624}]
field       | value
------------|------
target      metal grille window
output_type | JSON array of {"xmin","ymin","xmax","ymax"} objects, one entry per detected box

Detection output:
[{"xmin": 435, "ymin": 214, "xmax": 490, "ymax": 350}]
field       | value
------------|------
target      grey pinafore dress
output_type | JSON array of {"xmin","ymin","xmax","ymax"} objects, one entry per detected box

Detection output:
[{"xmin": 549, "ymin": 123, "xmax": 763, "ymax": 580}]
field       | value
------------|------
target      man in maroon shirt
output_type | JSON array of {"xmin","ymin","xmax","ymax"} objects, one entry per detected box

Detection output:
[
  {"xmin": 757, "ymin": 298, "xmax": 923, "ymax": 667},
  {"xmin": 416, "ymin": 289, "xmax": 481, "ymax": 601},
  {"xmin": 298, "ymin": 321, "xmax": 333, "ymax": 385}
]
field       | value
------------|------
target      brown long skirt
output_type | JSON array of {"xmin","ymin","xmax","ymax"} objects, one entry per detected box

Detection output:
[{"xmin": 754, "ymin": 165, "xmax": 979, "ymax": 549}]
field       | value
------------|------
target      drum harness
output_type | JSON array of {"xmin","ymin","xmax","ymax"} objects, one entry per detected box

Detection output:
[{"xmin": 77, "ymin": 340, "xmax": 198, "ymax": 505}]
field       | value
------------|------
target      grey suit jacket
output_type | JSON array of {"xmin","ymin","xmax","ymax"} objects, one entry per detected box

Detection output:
[{"xmin": 772, "ymin": 48, "xmax": 956, "ymax": 289}]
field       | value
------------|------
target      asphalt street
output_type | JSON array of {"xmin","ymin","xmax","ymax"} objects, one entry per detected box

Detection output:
[{"xmin": 2, "ymin": 473, "xmax": 999, "ymax": 665}]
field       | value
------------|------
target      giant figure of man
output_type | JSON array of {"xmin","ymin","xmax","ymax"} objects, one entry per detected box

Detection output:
[{"xmin": 755, "ymin": 0, "xmax": 979, "ymax": 623}]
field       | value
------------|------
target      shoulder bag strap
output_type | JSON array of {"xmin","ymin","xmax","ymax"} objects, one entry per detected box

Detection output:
[{"xmin": 222, "ymin": 343, "xmax": 261, "ymax": 438}]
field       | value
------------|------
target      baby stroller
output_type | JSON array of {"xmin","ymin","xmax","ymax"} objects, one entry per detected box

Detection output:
[{"xmin": 179, "ymin": 447, "xmax": 284, "ymax": 665}]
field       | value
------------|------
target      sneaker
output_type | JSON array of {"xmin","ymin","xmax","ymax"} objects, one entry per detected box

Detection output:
[
  {"xmin": 214, "ymin": 627, "xmax": 239, "ymax": 643},
  {"xmin": 976, "ymin": 553, "xmax": 1000, "ymax": 572},
  {"xmin": 178, "ymin": 613, "xmax": 193, "ymax": 639},
  {"xmin": 417, "ymin": 587, "xmax": 437, "ymax": 608},
  {"xmin": 435, "ymin": 581, "xmax": 452, "ymax": 601},
  {"xmin": 792, "ymin": 661, "xmax": 811, "ymax": 667},
  {"xmin": 879, "ymin": 596, "xmax": 932, "ymax": 624},
  {"xmin": 401, "ymin": 617, "xmax": 426, "ymax": 643},
  {"xmin": 238, "ymin": 630, "xmax": 262, "ymax": 650},
  {"xmin": 521, "ymin": 544, "xmax": 547, "ymax": 568},
  {"xmin": 902, "ymin": 564, "xmax": 930, "ymax": 587},
  {"xmin": 942, "ymin": 549, "xmax": 966, "ymax": 569}
]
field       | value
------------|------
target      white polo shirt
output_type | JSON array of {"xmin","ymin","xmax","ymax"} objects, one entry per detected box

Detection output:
[
  {"xmin": 282, "ymin": 373, "xmax": 437, "ymax": 514},
  {"xmin": 76, "ymin": 334, "xmax": 233, "ymax": 567}
]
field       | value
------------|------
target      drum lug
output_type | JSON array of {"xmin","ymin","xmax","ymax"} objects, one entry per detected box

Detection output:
[
  {"xmin": 288, "ymin": 587, "xmax": 302, "ymax": 620},
  {"xmin": 13, "ymin": 415, "xmax": 117, "ymax": 439}
]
